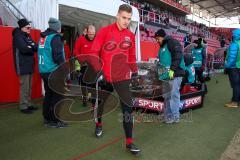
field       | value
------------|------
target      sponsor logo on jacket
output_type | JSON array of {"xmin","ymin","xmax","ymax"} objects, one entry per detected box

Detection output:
[{"xmin": 39, "ymin": 37, "xmax": 46, "ymax": 48}]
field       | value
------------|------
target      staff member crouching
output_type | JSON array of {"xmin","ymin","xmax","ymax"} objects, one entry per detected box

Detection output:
[
  {"xmin": 155, "ymin": 29, "xmax": 185, "ymax": 124},
  {"xmin": 37, "ymin": 18, "xmax": 67, "ymax": 128}
]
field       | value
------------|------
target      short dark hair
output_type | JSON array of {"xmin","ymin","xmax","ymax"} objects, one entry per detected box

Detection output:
[{"xmin": 118, "ymin": 4, "xmax": 132, "ymax": 13}]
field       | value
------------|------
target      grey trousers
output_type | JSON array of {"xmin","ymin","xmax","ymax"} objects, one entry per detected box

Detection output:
[{"xmin": 19, "ymin": 74, "xmax": 32, "ymax": 110}]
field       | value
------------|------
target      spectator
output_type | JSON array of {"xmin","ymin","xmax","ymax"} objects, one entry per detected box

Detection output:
[
  {"xmin": 163, "ymin": 15, "xmax": 169, "ymax": 25},
  {"xmin": 184, "ymin": 33, "xmax": 192, "ymax": 47},
  {"xmin": 224, "ymin": 29, "xmax": 240, "ymax": 108},
  {"xmin": 12, "ymin": 18, "xmax": 38, "ymax": 114},
  {"xmin": 220, "ymin": 35, "xmax": 226, "ymax": 48},
  {"xmin": 143, "ymin": 3, "xmax": 149, "ymax": 15},
  {"xmin": 37, "ymin": 18, "xmax": 67, "ymax": 128}
]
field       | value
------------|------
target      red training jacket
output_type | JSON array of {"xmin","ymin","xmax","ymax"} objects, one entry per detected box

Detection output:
[
  {"xmin": 73, "ymin": 35, "xmax": 94, "ymax": 62},
  {"xmin": 89, "ymin": 23, "xmax": 138, "ymax": 82}
]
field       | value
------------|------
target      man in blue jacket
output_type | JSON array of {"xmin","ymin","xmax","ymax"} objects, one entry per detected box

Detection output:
[
  {"xmin": 38, "ymin": 18, "xmax": 67, "ymax": 128},
  {"xmin": 224, "ymin": 29, "xmax": 240, "ymax": 108}
]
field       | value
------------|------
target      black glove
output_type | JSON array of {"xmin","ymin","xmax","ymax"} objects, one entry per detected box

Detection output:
[
  {"xmin": 96, "ymin": 70, "xmax": 107, "ymax": 86},
  {"xmin": 131, "ymin": 72, "xmax": 141, "ymax": 88},
  {"xmin": 131, "ymin": 72, "xmax": 139, "ymax": 79}
]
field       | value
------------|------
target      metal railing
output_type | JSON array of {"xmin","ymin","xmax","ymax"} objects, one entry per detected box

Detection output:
[
  {"xmin": 0, "ymin": 0, "xmax": 27, "ymax": 21},
  {"xmin": 140, "ymin": 8, "xmax": 216, "ymax": 39},
  {"xmin": 122, "ymin": 0, "xmax": 216, "ymax": 39}
]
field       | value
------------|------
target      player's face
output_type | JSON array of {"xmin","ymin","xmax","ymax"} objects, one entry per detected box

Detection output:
[
  {"xmin": 87, "ymin": 28, "xmax": 96, "ymax": 40},
  {"xmin": 116, "ymin": 11, "xmax": 132, "ymax": 30}
]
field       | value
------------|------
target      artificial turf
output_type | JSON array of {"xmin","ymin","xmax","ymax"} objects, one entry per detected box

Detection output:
[{"xmin": 0, "ymin": 74, "xmax": 240, "ymax": 160}]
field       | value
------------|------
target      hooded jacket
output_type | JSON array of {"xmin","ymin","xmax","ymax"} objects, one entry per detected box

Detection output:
[
  {"xmin": 160, "ymin": 35, "xmax": 185, "ymax": 77},
  {"xmin": 12, "ymin": 28, "xmax": 37, "ymax": 75},
  {"xmin": 225, "ymin": 29, "xmax": 240, "ymax": 68}
]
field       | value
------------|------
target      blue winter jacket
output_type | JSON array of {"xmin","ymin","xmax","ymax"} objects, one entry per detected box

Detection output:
[{"xmin": 225, "ymin": 29, "xmax": 240, "ymax": 68}]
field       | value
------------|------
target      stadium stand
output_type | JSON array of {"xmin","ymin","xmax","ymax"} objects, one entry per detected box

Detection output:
[
  {"xmin": 123, "ymin": 0, "xmax": 220, "ymax": 42},
  {"xmin": 123, "ymin": 0, "xmax": 222, "ymax": 54}
]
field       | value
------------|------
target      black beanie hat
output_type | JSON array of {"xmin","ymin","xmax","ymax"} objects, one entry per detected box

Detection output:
[
  {"xmin": 17, "ymin": 18, "xmax": 31, "ymax": 28},
  {"xmin": 155, "ymin": 29, "xmax": 166, "ymax": 38}
]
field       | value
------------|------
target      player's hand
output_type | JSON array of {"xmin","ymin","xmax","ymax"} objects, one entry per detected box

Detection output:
[{"xmin": 131, "ymin": 72, "xmax": 139, "ymax": 79}]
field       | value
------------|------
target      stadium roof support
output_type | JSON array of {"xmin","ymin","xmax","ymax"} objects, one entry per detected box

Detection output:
[
  {"xmin": 190, "ymin": 0, "xmax": 240, "ymax": 18},
  {"xmin": 146, "ymin": 0, "xmax": 191, "ymax": 15}
]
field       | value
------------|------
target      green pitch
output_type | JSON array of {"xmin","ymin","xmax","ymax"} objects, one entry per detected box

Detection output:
[{"xmin": 0, "ymin": 74, "xmax": 240, "ymax": 160}]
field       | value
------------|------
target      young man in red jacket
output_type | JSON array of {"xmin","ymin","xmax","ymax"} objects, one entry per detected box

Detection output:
[
  {"xmin": 87, "ymin": 4, "xmax": 140, "ymax": 155},
  {"xmin": 74, "ymin": 25, "xmax": 96, "ymax": 107}
]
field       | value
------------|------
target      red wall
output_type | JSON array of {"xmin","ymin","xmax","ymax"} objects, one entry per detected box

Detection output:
[
  {"xmin": 140, "ymin": 41, "xmax": 159, "ymax": 61},
  {"xmin": 0, "ymin": 26, "xmax": 42, "ymax": 103}
]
